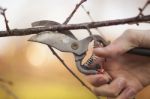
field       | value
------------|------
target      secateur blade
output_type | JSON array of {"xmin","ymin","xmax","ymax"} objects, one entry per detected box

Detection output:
[
  {"xmin": 31, "ymin": 20, "xmax": 77, "ymax": 39},
  {"xmin": 29, "ymin": 30, "xmax": 109, "ymax": 75},
  {"xmin": 29, "ymin": 20, "xmax": 110, "ymax": 75},
  {"xmin": 29, "ymin": 31, "xmax": 94, "ymax": 55}
]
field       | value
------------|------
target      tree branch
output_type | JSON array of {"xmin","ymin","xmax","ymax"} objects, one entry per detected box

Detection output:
[
  {"xmin": 0, "ymin": 15, "xmax": 149, "ymax": 37},
  {"xmin": 63, "ymin": 0, "xmax": 87, "ymax": 24},
  {"xmin": 0, "ymin": 7, "xmax": 11, "ymax": 34},
  {"xmin": 49, "ymin": 47, "xmax": 93, "ymax": 91}
]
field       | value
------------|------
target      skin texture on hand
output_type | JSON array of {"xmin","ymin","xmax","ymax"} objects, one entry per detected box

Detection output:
[
  {"xmin": 86, "ymin": 29, "xmax": 150, "ymax": 99},
  {"xmin": 94, "ymin": 29, "xmax": 150, "ymax": 57}
]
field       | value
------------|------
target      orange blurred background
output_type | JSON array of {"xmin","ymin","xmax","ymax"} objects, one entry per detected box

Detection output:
[{"xmin": 0, "ymin": 0, "xmax": 150, "ymax": 99}]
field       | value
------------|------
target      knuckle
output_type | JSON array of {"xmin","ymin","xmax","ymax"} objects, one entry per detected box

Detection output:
[
  {"xmin": 90, "ymin": 82, "xmax": 100, "ymax": 87},
  {"xmin": 123, "ymin": 29, "xmax": 134, "ymax": 39},
  {"xmin": 123, "ymin": 29, "xmax": 139, "ymax": 47},
  {"xmin": 93, "ymin": 88, "xmax": 101, "ymax": 96},
  {"xmin": 109, "ymin": 89, "xmax": 119, "ymax": 97},
  {"xmin": 92, "ymin": 79, "xmax": 106, "ymax": 87}
]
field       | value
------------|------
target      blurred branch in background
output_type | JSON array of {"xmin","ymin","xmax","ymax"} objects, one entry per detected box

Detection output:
[
  {"xmin": 49, "ymin": 47, "xmax": 92, "ymax": 91},
  {"xmin": 0, "ymin": 78, "xmax": 18, "ymax": 99},
  {"xmin": 81, "ymin": 5, "xmax": 106, "ymax": 39},
  {"xmin": 0, "ymin": 84, "xmax": 18, "ymax": 99},
  {"xmin": 47, "ymin": 0, "xmax": 98, "ymax": 98},
  {"xmin": 0, "ymin": 78, "xmax": 13, "ymax": 86}
]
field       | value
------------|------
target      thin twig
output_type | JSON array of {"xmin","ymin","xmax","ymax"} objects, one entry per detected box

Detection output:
[
  {"xmin": 0, "ymin": 6, "xmax": 11, "ymax": 34},
  {"xmin": 84, "ymin": 27, "xmax": 101, "ymax": 99},
  {"xmin": 137, "ymin": 0, "xmax": 150, "ymax": 18},
  {"xmin": 63, "ymin": 0, "xmax": 87, "ymax": 24},
  {"xmin": 81, "ymin": 5, "xmax": 94, "ymax": 22},
  {"xmin": 0, "ymin": 15, "xmax": 150, "ymax": 37},
  {"xmin": 85, "ymin": 26, "xmax": 92, "ymax": 35},
  {"xmin": 0, "ymin": 78, "xmax": 13, "ymax": 86},
  {"xmin": 51, "ymin": 0, "xmax": 97, "ymax": 97},
  {"xmin": 81, "ymin": 5, "xmax": 105, "ymax": 39},
  {"xmin": 135, "ymin": 0, "xmax": 150, "ymax": 25},
  {"xmin": 0, "ymin": 84, "xmax": 18, "ymax": 99},
  {"xmin": 49, "ymin": 47, "xmax": 94, "ymax": 93},
  {"xmin": 0, "ymin": 78, "xmax": 17, "ymax": 99}
]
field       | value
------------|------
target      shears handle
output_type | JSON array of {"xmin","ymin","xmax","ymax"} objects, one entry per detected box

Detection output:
[{"xmin": 128, "ymin": 48, "xmax": 150, "ymax": 57}]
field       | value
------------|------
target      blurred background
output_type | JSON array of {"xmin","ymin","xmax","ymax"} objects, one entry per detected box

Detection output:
[{"xmin": 0, "ymin": 0, "xmax": 150, "ymax": 99}]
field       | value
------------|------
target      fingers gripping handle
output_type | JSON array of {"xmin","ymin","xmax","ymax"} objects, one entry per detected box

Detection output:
[{"xmin": 77, "ymin": 47, "xmax": 150, "ymax": 75}]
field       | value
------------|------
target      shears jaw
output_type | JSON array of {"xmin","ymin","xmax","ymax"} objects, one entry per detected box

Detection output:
[
  {"xmin": 29, "ymin": 31, "xmax": 108, "ymax": 75},
  {"xmin": 28, "ymin": 35, "xmax": 39, "ymax": 42},
  {"xmin": 28, "ymin": 32, "xmax": 49, "ymax": 44},
  {"xmin": 74, "ymin": 35, "xmax": 109, "ymax": 75}
]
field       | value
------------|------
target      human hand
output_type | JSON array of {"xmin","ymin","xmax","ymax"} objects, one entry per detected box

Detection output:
[{"xmin": 86, "ymin": 29, "xmax": 150, "ymax": 99}]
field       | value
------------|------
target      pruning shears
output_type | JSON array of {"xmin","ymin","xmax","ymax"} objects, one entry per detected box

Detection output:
[{"xmin": 29, "ymin": 20, "xmax": 150, "ymax": 75}]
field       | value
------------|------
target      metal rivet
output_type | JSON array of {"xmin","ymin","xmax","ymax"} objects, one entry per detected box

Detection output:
[{"xmin": 71, "ymin": 42, "xmax": 79, "ymax": 50}]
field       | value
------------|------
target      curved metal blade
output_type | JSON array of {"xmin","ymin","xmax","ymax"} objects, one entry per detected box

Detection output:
[
  {"xmin": 29, "ymin": 31, "xmax": 80, "ymax": 53},
  {"xmin": 31, "ymin": 20, "xmax": 77, "ymax": 39},
  {"xmin": 29, "ymin": 31, "xmax": 95, "ymax": 55}
]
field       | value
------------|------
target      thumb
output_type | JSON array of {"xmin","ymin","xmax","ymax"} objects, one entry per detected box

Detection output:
[
  {"xmin": 94, "ymin": 44, "xmax": 125, "ymax": 58},
  {"xmin": 94, "ymin": 32, "xmax": 137, "ymax": 57}
]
